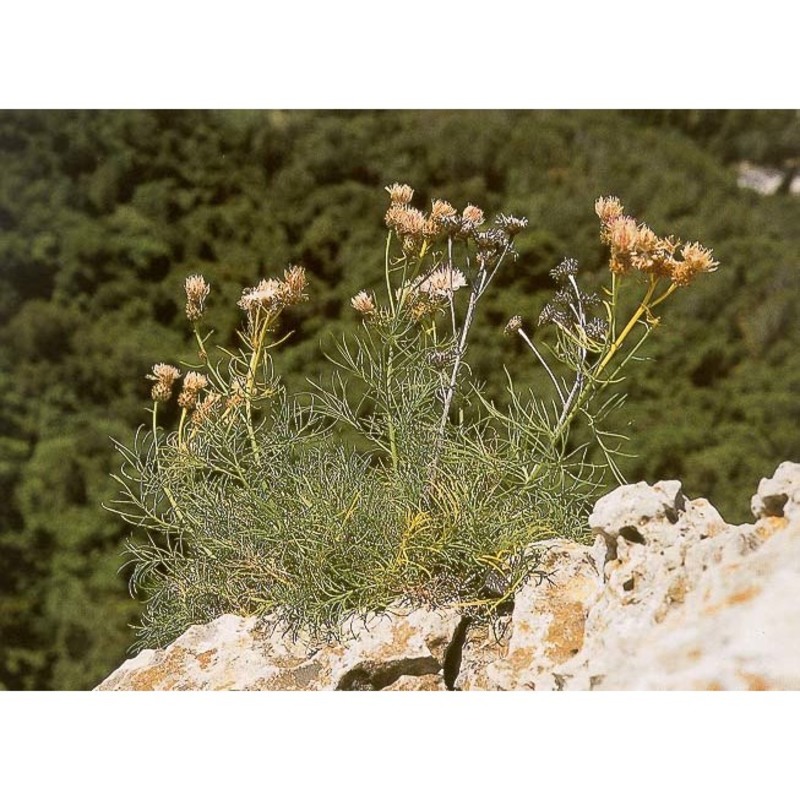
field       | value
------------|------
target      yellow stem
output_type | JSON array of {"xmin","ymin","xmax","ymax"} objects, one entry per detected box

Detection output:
[{"xmin": 594, "ymin": 279, "xmax": 657, "ymax": 377}]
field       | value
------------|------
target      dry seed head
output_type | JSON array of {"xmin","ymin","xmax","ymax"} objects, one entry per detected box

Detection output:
[
  {"xmin": 184, "ymin": 274, "xmax": 210, "ymax": 321},
  {"xmin": 422, "ymin": 216, "xmax": 442, "ymax": 239},
  {"xmin": 462, "ymin": 204, "xmax": 485, "ymax": 226},
  {"xmin": 608, "ymin": 216, "xmax": 639, "ymax": 252},
  {"xmin": 385, "ymin": 183, "xmax": 414, "ymax": 205},
  {"xmin": 417, "ymin": 267, "xmax": 467, "ymax": 298},
  {"xmin": 147, "ymin": 362, "xmax": 181, "ymax": 402},
  {"xmin": 151, "ymin": 382, "xmax": 173, "ymax": 403},
  {"xmin": 635, "ymin": 223, "xmax": 658, "ymax": 252},
  {"xmin": 384, "ymin": 204, "xmax": 426, "ymax": 239},
  {"xmin": 148, "ymin": 363, "xmax": 181, "ymax": 385},
  {"xmin": 439, "ymin": 214, "xmax": 463, "ymax": 235},
  {"xmin": 351, "ymin": 290, "xmax": 377, "ymax": 316},
  {"xmin": 584, "ymin": 317, "xmax": 609, "ymax": 341},
  {"xmin": 495, "ymin": 213, "xmax": 528, "ymax": 237},
  {"xmin": 281, "ymin": 265, "xmax": 309, "ymax": 306},
  {"xmin": 671, "ymin": 242, "xmax": 719, "ymax": 286},
  {"xmin": 595, "ymin": 196, "xmax": 625, "ymax": 225},
  {"xmin": 183, "ymin": 371, "xmax": 208, "ymax": 394},
  {"xmin": 550, "ymin": 257, "xmax": 579, "ymax": 284},
  {"xmin": 238, "ymin": 278, "xmax": 284, "ymax": 313},
  {"xmin": 504, "ymin": 315, "xmax": 523, "ymax": 335},
  {"xmin": 430, "ymin": 199, "xmax": 457, "ymax": 220}
]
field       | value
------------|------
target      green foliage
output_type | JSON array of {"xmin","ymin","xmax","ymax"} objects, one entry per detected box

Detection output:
[
  {"xmin": 108, "ymin": 189, "xmax": 719, "ymax": 651},
  {"xmin": 1, "ymin": 110, "xmax": 797, "ymax": 688}
]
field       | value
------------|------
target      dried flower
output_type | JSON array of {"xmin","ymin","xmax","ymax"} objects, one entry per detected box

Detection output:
[
  {"xmin": 438, "ymin": 214, "xmax": 462, "ymax": 236},
  {"xmin": 148, "ymin": 363, "xmax": 181, "ymax": 385},
  {"xmin": 580, "ymin": 291, "xmax": 602, "ymax": 311},
  {"xmin": 422, "ymin": 216, "xmax": 443, "ymax": 239},
  {"xmin": 430, "ymin": 199, "xmax": 457, "ymax": 220},
  {"xmin": 385, "ymin": 183, "xmax": 414, "ymax": 205},
  {"xmin": 538, "ymin": 303, "xmax": 569, "ymax": 328},
  {"xmin": 552, "ymin": 288, "xmax": 574, "ymax": 308},
  {"xmin": 495, "ymin": 213, "xmax": 528, "ymax": 237},
  {"xmin": 595, "ymin": 196, "xmax": 625, "ymax": 226},
  {"xmin": 473, "ymin": 229, "xmax": 509, "ymax": 269},
  {"xmin": 185, "ymin": 274, "xmax": 210, "ymax": 322},
  {"xmin": 178, "ymin": 371, "xmax": 209, "ymax": 409},
  {"xmin": 238, "ymin": 278, "xmax": 284, "ymax": 313},
  {"xmin": 417, "ymin": 267, "xmax": 468, "ymax": 299},
  {"xmin": 147, "ymin": 363, "xmax": 181, "ymax": 402},
  {"xmin": 550, "ymin": 258, "xmax": 579, "ymax": 284},
  {"xmin": 462, "ymin": 204, "xmax": 485, "ymax": 226},
  {"xmin": 584, "ymin": 317, "xmax": 609, "ymax": 341},
  {"xmin": 385, "ymin": 204, "xmax": 426, "ymax": 240},
  {"xmin": 281, "ymin": 265, "xmax": 308, "ymax": 306},
  {"xmin": 351, "ymin": 290, "xmax": 377, "ymax": 316},
  {"xmin": 671, "ymin": 242, "xmax": 719, "ymax": 286},
  {"xmin": 608, "ymin": 216, "xmax": 639, "ymax": 252},
  {"xmin": 504, "ymin": 315, "xmax": 523, "ymax": 335}
]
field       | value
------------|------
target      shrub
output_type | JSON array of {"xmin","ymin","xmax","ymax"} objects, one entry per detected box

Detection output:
[{"xmin": 109, "ymin": 185, "xmax": 719, "ymax": 650}]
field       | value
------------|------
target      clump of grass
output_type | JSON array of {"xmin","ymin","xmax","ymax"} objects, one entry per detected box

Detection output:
[{"xmin": 109, "ymin": 186, "xmax": 718, "ymax": 650}]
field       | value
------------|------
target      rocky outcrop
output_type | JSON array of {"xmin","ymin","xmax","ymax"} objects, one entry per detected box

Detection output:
[{"xmin": 96, "ymin": 463, "xmax": 800, "ymax": 691}]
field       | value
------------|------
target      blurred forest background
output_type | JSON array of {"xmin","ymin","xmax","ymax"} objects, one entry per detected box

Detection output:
[{"xmin": 0, "ymin": 110, "xmax": 798, "ymax": 690}]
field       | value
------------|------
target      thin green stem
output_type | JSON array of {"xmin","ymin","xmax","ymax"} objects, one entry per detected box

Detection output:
[
  {"xmin": 177, "ymin": 407, "xmax": 188, "ymax": 446},
  {"xmin": 385, "ymin": 344, "xmax": 399, "ymax": 472},
  {"xmin": 192, "ymin": 323, "xmax": 207, "ymax": 360},
  {"xmin": 385, "ymin": 231, "xmax": 395, "ymax": 316}
]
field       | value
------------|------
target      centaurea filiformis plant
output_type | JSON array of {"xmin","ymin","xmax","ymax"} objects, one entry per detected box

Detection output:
[{"xmin": 110, "ymin": 184, "xmax": 719, "ymax": 652}]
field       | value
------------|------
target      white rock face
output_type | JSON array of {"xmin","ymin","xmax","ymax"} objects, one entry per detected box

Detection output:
[
  {"xmin": 751, "ymin": 461, "xmax": 800, "ymax": 522},
  {"xmin": 96, "ymin": 606, "xmax": 460, "ymax": 691},
  {"xmin": 97, "ymin": 463, "xmax": 800, "ymax": 691}
]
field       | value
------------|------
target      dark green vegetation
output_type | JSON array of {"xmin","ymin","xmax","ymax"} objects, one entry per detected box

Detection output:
[{"xmin": 1, "ymin": 110, "xmax": 798, "ymax": 689}]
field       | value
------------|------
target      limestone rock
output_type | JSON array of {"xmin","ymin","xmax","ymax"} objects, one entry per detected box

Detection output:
[
  {"xmin": 589, "ymin": 479, "xmax": 685, "ymax": 540},
  {"xmin": 751, "ymin": 461, "xmax": 800, "ymax": 522},
  {"xmin": 458, "ymin": 541, "xmax": 601, "ymax": 691},
  {"xmin": 96, "ymin": 606, "xmax": 461, "ymax": 691},
  {"xmin": 97, "ymin": 463, "xmax": 800, "ymax": 691}
]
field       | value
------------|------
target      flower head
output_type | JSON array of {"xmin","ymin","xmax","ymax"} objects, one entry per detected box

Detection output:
[
  {"xmin": 351, "ymin": 290, "xmax": 377, "ymax": 316},
  {"xmin": 430, "ymin": 199, "xmax": 457, "ymax": 220},
  {"xmin": 462, "ymin": 204, "xmax": 485, "ymax": 227},
  {"xmin": 671, "ymin": 242, "xmax": 719, "ymax": 286},
  {"xmin": 147, "ymin": 363, "xmax": 181, "ymax": 402},
  {"xmin": 504, "ymin": 315, "xmax": 523, "ymax": 336},
  {"xmin": 495, "ymin": 213, "xmax": 528, "ymax": 237},
  {"xmin": 385, "ymin": 183, "xmax": 414, "ymax": 206},
  {"xmin": 417, "ymin": 267, "xmax": 468, "ymax": 299},
  {"xmin": 281, "ymin": 265, "xmax": 308, "ymax": 306},
  {"xmin": 178, "ymin": 371, "xmax": 209, "ymax": 410},
  {"xmin": 550, "ymin": 257, "xmax": 579, "ymax": 284},
  {"xmin": 385, "ymin": 204, "xmax": 426, "ymax": 238},
  {"xmin": 185, "ymin": 274, "xmax": 210, "ymax": 322},
  {"xmin": 595, "ymin": 196, "xmax": 625, "ymax": 226},
  {"xmin": 238, "ymin": 278, "xmax": 284, "ymax": 313},
  {"xmin": 583, "ymin": 317, "xmax": 609, "ymax": 342}
]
